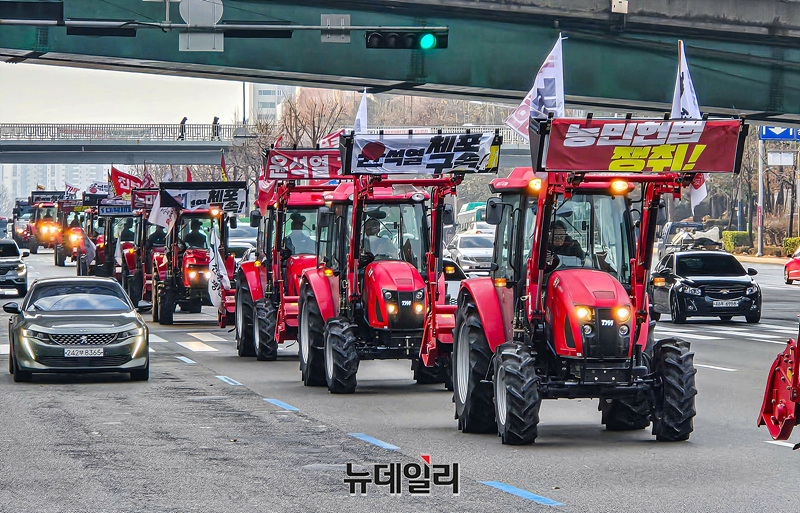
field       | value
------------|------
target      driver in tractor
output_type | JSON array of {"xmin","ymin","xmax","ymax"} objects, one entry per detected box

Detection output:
[
  {"xmin": 120, "ymin": 218, "xmax": 136, "ymax": 242},
  {"xmin": 69, "ymin": 216, "xmax": 81, "ymax": 228},
  {"xmin": 548, "ymin": 220, "xmax": 586, "ymax": 269},
  {"xmin": 184, "ymin": 219, "xmax": 208, "ymax": 249},
  {"xmin": 363, "ymin": 216, "xmax": 397, "ymax": 258},
  {"xmin": 285, "ymin": 214, "xmax": 315, "ymax": 255},
  {"xmin": 148, "ymin": 226, "xmax": 167, "ymax": 248}
]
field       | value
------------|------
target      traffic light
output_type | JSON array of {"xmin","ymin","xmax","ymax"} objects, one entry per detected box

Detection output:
[{"xmin": 365, "ymin": 31, "xmax": 448, "ymax": 49}]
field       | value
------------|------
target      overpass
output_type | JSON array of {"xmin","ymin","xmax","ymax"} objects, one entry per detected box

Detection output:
[
  {"xmin": 1, "ymin": 1, "xmax": 799, "ymax": 123},
  {"xmin": 0, "ymin": 122, "xmax": 532, "ymax": 166}
]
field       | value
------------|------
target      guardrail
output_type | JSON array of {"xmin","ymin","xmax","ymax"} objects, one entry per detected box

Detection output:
[{"xmin": 0, "ymin": 123, "xmax": 242, "ymax": 141}]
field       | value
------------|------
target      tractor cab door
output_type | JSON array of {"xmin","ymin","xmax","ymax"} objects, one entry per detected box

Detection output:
[{"xmin": 316, "ymin": 203, "xmax": 347, "ymax": 309}]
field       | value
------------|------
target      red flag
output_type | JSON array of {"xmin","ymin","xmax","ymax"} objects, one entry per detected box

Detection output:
[
  {"xmin": 274, "ymin": 135, "xmax": 283, "ymax": 148},
  {"xmin": 141, "ymin": 164, "xmax": 155, "ymax": 188},
  {"xmin": 318, "ymin": 129, "xmax": 344, "ymax": 149},
  {"xmin": 110, "ymin": 166, "xmax": 143, "ymax": 196},
  {"xmin": 220, "ymin": 154, "xmax": 228, "ymax": 182},
  {"xmin": 186, "ymin": 167, "xmax": 193, "ymax": 182}
]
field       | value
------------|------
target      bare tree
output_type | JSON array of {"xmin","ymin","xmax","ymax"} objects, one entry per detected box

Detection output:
[{"xmin": 279, "ymin": 89, "xmax": 347, "ymax": 147}]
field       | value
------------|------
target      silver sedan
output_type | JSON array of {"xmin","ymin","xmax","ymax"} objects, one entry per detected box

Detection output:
[{"xmin": 5, "ymin": 277, "xmax": 152, "ymax": 382}]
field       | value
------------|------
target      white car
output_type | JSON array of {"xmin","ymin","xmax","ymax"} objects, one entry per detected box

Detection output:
[{"xmin": 447, "ymin": 233, "xmax": 494, "ymax": 272}]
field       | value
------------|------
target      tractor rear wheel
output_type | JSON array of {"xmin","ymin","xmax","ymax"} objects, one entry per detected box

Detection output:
[
  {"xmin": 298, "ymin": 285, "xmax": 326, "ymax": 386},
  {"xmin": 600, "ymin": 395, "xmax": 651, "ymax": 431},
  {"xmin": 257, "ymin": 300, "xmax": 278, "ymax": 361},
  {"xmin": 235, "ymin": 287, "xmax": 255, "ymax": 357},
  {"xmin": 324, "ymin": 317, "xmax": 359, "ymax": 394},
  {"xmin": 493, "ymin": 342, "xmax": 541, "ymax": 445},
  {"xmin": 453, "ymin": 296, "xmax": 496, "ymax": 434},
  {"xmin": 54, "ymin": 247, "xmax": 65, "ymax": 267},
  {"xmin": 652, "ymin": 338, "xmax": 696, "ymax": 441}
]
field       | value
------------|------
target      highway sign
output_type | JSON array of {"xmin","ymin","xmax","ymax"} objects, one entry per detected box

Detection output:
[{"xmin": 759, "ymin": 126, "xmax": 797, "ymax": 140}]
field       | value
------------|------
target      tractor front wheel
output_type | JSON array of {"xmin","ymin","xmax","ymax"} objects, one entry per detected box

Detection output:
[
  {"xmin": 235, "ymin": 287, "xmax": 255, "ymax": 357},
  {"xmin": 453, "ymin": 296, "xmax": 496, "ymax": 434},
  {"xmin": 324, "ymin": 317, "xmax": 359, "ymax": 394},
  {"xmin": 298, "ymin": 285, "xmax": 326, "ymax": 386},
  {"xmin": 493, "ymin": 342, "xmax": 541, "ymax": 445},
  {"xmin": 651, "ymin": 338, "xmax": 697, "ymax": 442},
  {"xmin": 158, "ymin": 287, "xmax": 174, "ymax": 325},
  {"xmin": 256, "ymin": 300, "xmax": 278, "ymax": 361}
]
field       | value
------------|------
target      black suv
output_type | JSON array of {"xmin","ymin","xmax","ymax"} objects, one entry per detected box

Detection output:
[{"xmin": 648, "ymin": 250, "xmax": 761, "ymax": 323}]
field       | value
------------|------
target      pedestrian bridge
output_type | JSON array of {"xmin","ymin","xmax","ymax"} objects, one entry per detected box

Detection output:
[{"xmin": 0, "ymin": 123, "xmax": 531, "ymax": 166}]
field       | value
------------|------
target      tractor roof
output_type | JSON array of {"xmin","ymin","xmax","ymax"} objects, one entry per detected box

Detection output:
[
  {"xmin": 490, "ymin": 167, "xmax": 534, "ymax": 192},
  {"xmin": 323, "ymin": 182, "xmax": 430, "ymax": 202}
]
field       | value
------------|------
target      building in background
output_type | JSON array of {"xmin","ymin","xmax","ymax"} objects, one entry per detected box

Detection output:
[
  {"xmin": 248, "ymin": 84, "xmax": 295, "ymax": 122},
  {"xmin": 0, "ymin": 164, "xmax": 108, "ymax": 198}
]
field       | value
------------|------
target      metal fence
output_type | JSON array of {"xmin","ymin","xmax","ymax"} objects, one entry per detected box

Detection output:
[
  {"xmin": 0, "ymin": 123, "xmax": 242, "ymax": 141},
  {"xmin": 0, "ymin": 123, "xmax": 529, "ymax": 146}
]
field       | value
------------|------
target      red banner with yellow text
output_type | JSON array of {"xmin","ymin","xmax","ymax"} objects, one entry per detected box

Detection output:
[
  {"xmin": 545, "ymin": 119, "xmax": 741, "ymax": 173},
  {"xmin": 263, "ymin": 149, "xmax": 342, "ymax": 180}
]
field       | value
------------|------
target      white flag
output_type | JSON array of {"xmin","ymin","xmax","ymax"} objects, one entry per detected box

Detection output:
[
  {"xmin": 147, "ymin": 192, "xmax": 177, "ymax": 230},
  {"xmin": 505, "ymin": 34, "xmax": 565, "ymax": 140},
  {"xmin": 79, "ymin": 227, "xmax": 96, "ymax": 266},
  {"xmin": 207, "ymin": 228, "xmax": 230, "ymax": 310},
  {"xmin": 353, "ymin": 89, "xmax": 368, "ymax": 134},
  {"xmin": 114, "ymin": 238, "xmax": 123, "ymax": 265},
  {"xmin": 163, "ymin": 166, "xmax": 174, "ymax": 183},
  {"xmin": 671, "ymin": 40, "xmax": 706, "ymax": 213}
]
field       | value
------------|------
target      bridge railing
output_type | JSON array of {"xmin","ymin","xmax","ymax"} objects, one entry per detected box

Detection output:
[{"xmin": 0, "ymin": 123, "xmax": 241, "ymax": 141}]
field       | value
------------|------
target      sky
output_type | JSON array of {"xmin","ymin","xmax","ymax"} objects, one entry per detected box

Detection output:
[{"xmin": 0, "ymin": 63, "xmax": 246, "ymax": 124}]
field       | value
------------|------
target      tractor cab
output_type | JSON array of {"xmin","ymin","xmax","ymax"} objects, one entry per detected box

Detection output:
[
  {"xmin": 125, "ymin": 188, "xmax": 161, "ymax": 304},
  {"xmin": 94, "ymin": 204, "xmax": 137, "ymax": 281},
  {"xmin": 454, "ymin": 115, "xmax": 748, "ymax": 444},
  {"xmin": 12, "ymin": 200, "xmax": 32, "ymax": 248},
  {"xmin": 27, "ymin": 202, "xmax": 60, "ymax": 254}
]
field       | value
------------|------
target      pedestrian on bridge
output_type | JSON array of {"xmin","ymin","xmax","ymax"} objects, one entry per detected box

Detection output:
[
  {"xmin": 178, "ymin": 116, "xmax": 187, "ymax": 141},
  {"xmin": 212, "ymin": 116, "xmax": 220, "ymax": 140}
]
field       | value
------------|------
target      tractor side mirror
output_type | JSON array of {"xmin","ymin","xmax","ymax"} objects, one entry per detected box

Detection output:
[
  {"xmin": 318, "ymin": 206, "xmax": 333, "ymax": 224},
  {"xmin": 249, "ymin": 210, "xmax": 261, "ymax": 228},
  {"xmin": 229, "ymin": 217, "xmax": 238, "ymax": 229},
  {"xmin": 442, "ymin": 258, "xmax": 467, "ymax": 281},
  {"xmin": 747, "ymin": 267, "xmax": 758, "ymax": 276},
  {"xmin": 485, "ymin": 197, "xmax": 504, "ymax": 225},
  {"xmin": 3, "ymin": 302, "xmax": 20, "ymax": 314},
  {"xmin": 442, "ymin": 204, "xmax": 455, "ymax": 226},
  {"xmin": 136, "ymin": 301, "xmax": 153, "ymax": 313}
]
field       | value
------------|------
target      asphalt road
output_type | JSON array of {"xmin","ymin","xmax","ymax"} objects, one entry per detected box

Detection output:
[{"xmin": 1, "ymin": 252, "xmax": 798, "ymax": 512}]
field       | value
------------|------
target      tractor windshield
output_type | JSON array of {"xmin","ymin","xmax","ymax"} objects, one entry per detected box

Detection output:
[
  {"xmin": 36, "ymin": 206, "xmax": 57, "ymax": 221},
  {"xmin": 111, "ymin": 217, "xmax": 137, "ymax": 243},
  {"xmin": 362, "ymin": 202, "xmax": 427, "ymax": 274},
  {"xmin": 178, "ymin": 216, "xmax": 214, "ymax": 249},
  {"xmin": 549, "ymin": 193, "xmax": 631, "ymax": 284},
  {"xmin": 282, "ymin": 208, "xmax": 318, "ymax": 256}
]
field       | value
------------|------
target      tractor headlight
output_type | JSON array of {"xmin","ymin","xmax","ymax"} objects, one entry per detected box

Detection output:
[
  {"xmin": 575, "ymin": 306, "xmax": 594, "ymax": 321},
  {"xmin": 414, "ymin": 303, "xmax": 424, "ymax": 314},
  {"xmin": 746, "ymin": 285, "xmax": 758, "ymax": 295},
  {"xmin": 15, "ymin": 228, "xmax": 23, "ymax": 234},
  {"xmin": 387, "ymin": 304, "xmax": 397, "ymax": 314},
  {"xmin": 69, "ymin": 233, "xmax": 81, "ymax": 244},
  {"xmin": 614, "ymin": 307, "xmax": 631, "ymax": 322}
]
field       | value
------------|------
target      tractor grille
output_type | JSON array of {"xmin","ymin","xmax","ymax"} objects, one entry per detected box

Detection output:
[
  {"xmin": 38, "ymin": 355, "xmax": 131, "ymax": 368},
  {"xmin": 583, "ymin": 308, "xmax": 628, "ymax": 358},
  {"xmin": 48, "ymin": 333, "xmax": 118, "ymax": 346},
  {"xmin": 703, "ymin": 285, "xmax": 745, "ymax": 299}
]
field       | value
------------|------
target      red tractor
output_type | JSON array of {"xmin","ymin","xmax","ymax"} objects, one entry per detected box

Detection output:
[
  {"xmin": 150, "ymin": 181, "xmax": 246, "ymax": 325},
  {"xmin": 27, "ymin": 202, "xmax": 62, "ymax": 255},
  {"xmin": 236, "ymin": 147, "xmax": 342, "ymax": 360},
  {"xmin": 54, "ymin": 199, "xmax": 90, "ymax": 267},
  {"xmin": 452, "ymin": 116, "xmax": 748, "ymax": 444},
  {"xmin": 298, "ymin": 131, "xmax": 501, "ymax": 392},
  {"xmin": 94, "ymin": 204, "xmax": 139, "ymax": 283}
]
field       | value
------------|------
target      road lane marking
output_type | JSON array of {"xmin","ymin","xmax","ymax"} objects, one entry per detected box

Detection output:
[
  {"xmin": 263, "ymin": 398, "xmax": 299, "ymax": 411},
  {"xmin": 149, "ymin": 334, "xmax": 167, "ymax": 343},
  {"xmin": 759, "ymin": 324, "xmax": 797, "ymax": 332},
  {"xmin": 215, "ymin": 375, "xmax": 242, "ymax": 386},
  {"xmin": 348, "ymin": 433, "xmax": 400, "ymax": 450},
  {"xmin": 189, "ymin": 332, "xmax": 226, "ymax": 342},
  {"xmin": 480, "ymin": 481, "xmax": 564, "ymax": 506},
  {"xmin": 695, "ymin": 364, "xmax": 737, "ymax": 372},
  {"xmin": 654, "ymin": 329, "xmax": 721, "ymax": 340},
  {"xmin": 149, "ymin": 347, "xmax": 155, "ymax": 353},
  {"xmin": 765, "ymin": 440, "xmax": 796, "ymax": 449},
  {"xmin": 176, "ymin": 356, "xmax": 196, "ymax": 364},
  {"xmin": 0, "ymin": 344, "xmax": 8, "ymax": 355},
  {"xmin": 176, "ymin": 341, "xmax": 218, "ymax": 352}
]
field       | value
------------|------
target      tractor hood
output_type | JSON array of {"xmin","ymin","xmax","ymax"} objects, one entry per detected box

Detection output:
[
  {"xmin": 550, "ymin": 269, "xmax": 630, "ymax": 308},
  {"xmin": 183, "ymin": 249, "xmax": 209, "ymax": 265},
  {"xmin": 365, "ymin": 260, "xmax": 425, "ymax": 292}
]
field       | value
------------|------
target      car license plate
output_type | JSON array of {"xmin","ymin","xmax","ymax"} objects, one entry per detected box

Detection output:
[
  {"xmin": 713, "ymin": 300, "xmax": 739, "ymax": 308},
  {"xmin": 64, "ymin": 348, "xmax": 103, "ymax": 357}
]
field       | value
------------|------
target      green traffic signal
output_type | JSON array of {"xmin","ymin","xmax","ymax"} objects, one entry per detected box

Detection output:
[{"xmin": 419, "ymin": 33, "xmax": 437, "ymax": 49}]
